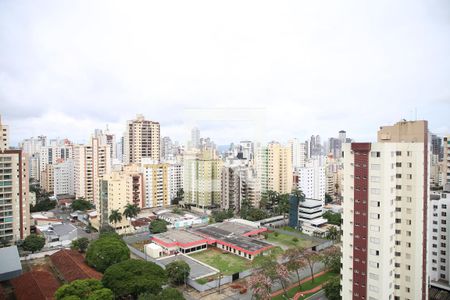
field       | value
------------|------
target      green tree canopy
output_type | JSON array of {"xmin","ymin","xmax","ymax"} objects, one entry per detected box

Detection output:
[
  {"xmin": 55, "ymin": 279, "xmax": 113, "ymax": 300},
  {"xmin": 138, "ymin": 288, "xmax": 185, "ymax": 300},
  {"xmin": 323, "ymin": 211, "xmax": 342, "ymax": 226},
  {"xmin": 123, "ymin": 203, "xmax": 140, "ymax": 219},
  {"xmin": 30, "ymin": 198, "xmax": 56, "ymax": 212},
  {"xmin": 322, "ymin": 246, "xmax": 341, "ymax": 273},
  {"xmin": 325, "ymin": 193, "xmax": 333, "ymax": 204},
  {"xmin": 102, "ymin": 259, "xmax": 167, "ymax": 298},
  {"xmin": 86, "ymin": 236, "xmax": 130, "ymax": 272},
  {"xmin": 108, "ymin": 209, "xmax": 122, "ymax": 225},
  {"xmin": 71, "ymin": 198, "xmax": 94, "ymax": 211},
  {"xmin": 22, "ymin": 234, "xmax": 45, "ymax": 253},
  {"xmin": 324, "ymin": 276, "xmax": 341, "ymax": 300},
  {"xmin": 166, "ymin": 260, "xmax": 190, "ymax": 285},
  {"xmin": 211, "ymin": 209, "xmax": 234, "ymax": 222},
  {"xmin": 71, "ymin": 237, "xmax": 90, "ymax": 253},
  {"xmin": 241, "ymin": 207, "xmax": 269, "ymax": 221},
  {"xmin": 149, "ymin": 219, "xmax": 168, "ymax": 234}
]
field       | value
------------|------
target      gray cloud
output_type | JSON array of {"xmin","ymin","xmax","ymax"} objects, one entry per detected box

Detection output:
[{"xmin": 1, "ymin": 0, "xmax": 450, "ymax": 145}]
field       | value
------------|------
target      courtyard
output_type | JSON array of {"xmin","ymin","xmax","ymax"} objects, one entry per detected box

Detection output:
[{"xmin": 189, "ymin": 248, "xmax": 253, "ymax": 275}]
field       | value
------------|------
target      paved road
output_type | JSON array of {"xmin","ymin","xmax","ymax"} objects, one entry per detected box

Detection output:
[{"xmin": 305, "ymin": 290, "xmax": 327, "ymax": 300}]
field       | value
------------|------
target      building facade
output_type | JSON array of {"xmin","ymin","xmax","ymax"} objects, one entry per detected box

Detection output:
[
  {"xmin": 341, "ymin": 120, "xmax": 429, "ymax": 300},
  {"xmin": 296, "ymin": 157, "xmax": 326, "ymax": 202},
  {"xmin": 124, "ymin": 114, "xmax": 160, "ymax": 164},
  {"xmin": 141, "ymin": 162, "xmax": 170, "ymax": 208},
  {"xmin": 53, "ymin": 159, "xmax": 75, "ymax": 196}
]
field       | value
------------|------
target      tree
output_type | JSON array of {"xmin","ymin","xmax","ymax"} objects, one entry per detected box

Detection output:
[
  {"xmin": 212, "ymin": 209, "xmax": 234, "ymax": 222},
  {"xmin": 22, "ymin": 234, "xmax": 45, "ymax": 253},
  {"xmin": 266, "ymin": 190, "xmax": 279, "ymax": 212},
  {"xmin": 102, "ymin": 259, "xmax": 167, "ymax": 298},
  {"xmin": 123, "ymin": 203, "xmax": 140, "ymax": 232},
  {"xmin": 99, "ymin": 224, "xmax": 116, "ymax": 234},
  {"xmin": 30, "ymin": 198, "xmax": 56, "ymax": 212},
  {"xmin": 108, "ymin": 209, "xmax": 122, "ymax": 227},
  {"xmin": 325, "ymin": 193, "xmax": 333, "ymax": 204},
  {"xmin": 324, "ymin": 276, "xmax": 341, "ymax": 300},
  {"xmin": 247, "ymin": 271, "xmax": 272, "ymax": 300},
  {"xmin": 55, "ymin": 279, "xmax": 113, "ymax": 300},
  {"xmin": 138, "ymin": 288, "xmax": 185, "ymax": 300},
  {"xmin": 303, "ymin": 250, "xmax": 323, "ymax": 283},
  {"xmin": 149, "ymin": 219, "xmax": 168, "ymax": 234},
  {"xmin": 123, "ymin": 203, "xmax": 140, "ymax": 220},
  {"xmin": 172, "ymin": 188, "xmax": 184, "ymax": 205},
  {"xmin": 276, "ymin": 194, "xmax": 290, "ymax": 218},
  {"xmin": 71, "ymin": 198, "xmax": 94, "ymax": 211},
  {"xmin": 166, "ymin": 260, "xmax": 190, "ymax": 285},
  {"xmin": 323, "ymin": 211, "xmax": 341, "ymax": 226},
  {"xmin": 322, "ymin": 246, "xmax": 341, "ymax": 273},
  {"xmin": 326, "ymin": 226, "xmax": 340, "ymax": 241},
  {"xmin": 71, "ymin": 237, "xmax": 90, "ymax": 253},
  {"xmin": 242, "ymin": 207, "xmax": 269, "ymax": 221},
  {"xmin": 284, "ymin": 247, "xmax": 307, "ymax": 290},
  {"xmin": 86, "ymin": 236, "xmax": 130, "ymax": 272}
]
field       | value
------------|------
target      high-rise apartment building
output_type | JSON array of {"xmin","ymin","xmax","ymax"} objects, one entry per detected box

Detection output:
[
  {"xmin": 190, "ymin": 127, "xmax": 200, "ymax": 149},
  {"xmin": 95, "ymin": 127, "xmax": 116, "ymax": 161},
  {"xmin": 429, "ymin": 189, "xmax": 450, "ymax": 291},
  {"xmin": 74, "ymin": 137, "xmax": 111, "ymax": 204},
  {"xmin": 0, "ymin": 116, "xmax": 30, "ymax": 243},
  {"xmin": 97, "ymin": 165, "xmax": 143, "ymax": 232},
  {"xmin": 141, "ymin": 161, "xmax": 170, "ymax": 208},
  {"xmin": 296, "ymin": 157, "xmax": 326, "ymax": 202},
  {"xmin": 341, "ymin": 120, "xmax": 429, "ymax": 300},
  {"xmin": 183, "ymin": 149, "xmax": 222, "ymax": 208},
  {"xmin": 443, "ymin": 136, "xmax": 450, "ymax": 188},
  {"xmin": 168, "ymin": 163, "xmax": 183, "ymax": 203},
  {"xmin": 124, "ymin": 114, "xmax": 160, "ymax": 164},
  {"xmin": 257, "ymin": 142, "xmax": 292, "ymax": 195},
  {"xmin": 40, "ymin": 164, "xmax": 54, "ymax": 194},
  {"xmin": 53, "ymin": 159, "xmax": 75, "ymax": 196},
  {"xmin": 289, "ymin": 139, "xmax": 306, "ymax": 168}
]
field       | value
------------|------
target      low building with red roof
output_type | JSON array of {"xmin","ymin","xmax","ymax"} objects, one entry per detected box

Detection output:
[
  {"xmin": 10, "ymin": 270, "xmax": 60, "ymax": 300},
  {"xmin": 50, "ymin": 249, "xmax": 102, "ymax": 282}
]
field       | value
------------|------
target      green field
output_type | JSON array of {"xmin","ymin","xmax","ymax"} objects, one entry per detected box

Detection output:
[
  {"xmin": 189, "ymin": 248, "xmax": 253, "ymax": 275},
  {"xmin": 266, "ymin": 232, "xmax": 314, "ymax": 249},
  {"xmin": 272, "ymin": 272, "xmax": 338, "ymax": 300}
]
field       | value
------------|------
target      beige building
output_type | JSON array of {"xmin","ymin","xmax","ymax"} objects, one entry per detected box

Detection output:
[
  {"xmin": 124, "ymin": 114, "xmax": 160, "ymax": 164},
  {"xmin": 0, "ymin": 116, "xmax": 30, "ymax": 243},
  {"xmin": 183, "ymin": 149, "xmax": 222, "ymax": 208},
  {"xmin": 95, "ymin": 165, "xmax": 144, "ymax": 232},
  {"xmin": 0, "ymin": 115, "xmax": 9, "ymax": 151},
  {"xmin": 141, "ymin": 162, "xmax": 170, "ymax": 208},
  {"xmin": 341, "ymin": 120, "xmax": 429, "ymax": 300},
  {"xmin": 40, "ymin": 164, "xmax": 54, "ymax": 194},
  {"xmin": 257, "ymin": 142, "xmax": 292, "ymax": 194},
  {"xmin": 74, "ymin": 137, "xmax": 111, "ymax": 205}
]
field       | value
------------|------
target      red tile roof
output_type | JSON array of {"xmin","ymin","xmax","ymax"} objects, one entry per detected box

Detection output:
[
  {"xmin": 11, "ymin": 270, "xmax": 60, "ymax": 300},
  {"xmin": 50, "ymin": 249, "xmax": 102, "ymax": 282}
]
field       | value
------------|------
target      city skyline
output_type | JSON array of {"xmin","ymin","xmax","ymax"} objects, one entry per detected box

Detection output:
[{"xmin": 1, "ymin": 0, "xmax": 450, "ymax": 145}]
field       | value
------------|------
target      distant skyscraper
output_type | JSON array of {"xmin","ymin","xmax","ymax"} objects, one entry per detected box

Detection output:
[
  {"xmin": 191, "ymin": 127, "xmax": 200, "ymax": 149},
  {"xmin": 431, "ymin": 134, "xmax": 443, "ymax": 160},
  {"xmin": 443, "ymin": 135, "xmax": 450, "ymax": 188},
  {"xmin": 341, "ymin": 120, "xmax": 429, "ymax": 300},
  {"xmin": 339, "ymin": 130, "xmax": 347, "ymax": 144},
  {"xmin": 0, "ymin": 115, "xmax": 9, "ymax": 151},
  {"xmin": 124, "ymin": 114, "xmax": 160, "ymax": 164},
  {"xmin": 289, "ymin": 139, "xmax": 306, "ymax": 168}
]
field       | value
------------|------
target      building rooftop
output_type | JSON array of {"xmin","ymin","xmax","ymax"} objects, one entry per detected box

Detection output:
[
  {"xmin": 11, "ymin": 270, "xmax": 60, "ymax": 300},
  {"xmin": 153, "ymin": 230, "xmax": 206, "ymax": 246},
  {"xmin": 0, "ymin": 246, "xmax": 22, "ymax": 281},
  {"xmin": 50, "ymin": 249, "xmax": 102, "ymax": 282}
]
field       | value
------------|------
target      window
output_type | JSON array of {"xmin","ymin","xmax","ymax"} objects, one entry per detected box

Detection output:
[
  {"xmin": 396, "ymin": 151, "xmax": 402, "ymax": 156},
  {"xmin": 396, "ymin": 162, "xmax": 402, "ymax": 167}
]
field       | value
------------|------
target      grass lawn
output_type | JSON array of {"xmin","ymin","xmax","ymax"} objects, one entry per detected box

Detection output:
[
  {"xmin": 189, "ymin": 248, "xmax": 253, "ymax": 275},
  {"xmin": 266, "ymin": 232, "xmax": 314, "ymax": 249},
  {"xmin": 272, "ymin": 272, "xmax": 338, "ymax": 300}
]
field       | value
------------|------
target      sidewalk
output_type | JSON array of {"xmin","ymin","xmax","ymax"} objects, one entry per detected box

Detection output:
[{"xmin": 271, "ymin": 270, "xmax": 327, "ymax": 298}]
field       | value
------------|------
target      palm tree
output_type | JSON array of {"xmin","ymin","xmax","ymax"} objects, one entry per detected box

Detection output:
[
  {"xmin": 266, "ymin": 190, "xmax": 279, "ymax": 212},
  {"xmin": 123, "ymin": 204, "xmax": 140, "ymax": 232},
  {"xmin": 108, "ymin": 209, "xmax": 122, "ymax": 229}
]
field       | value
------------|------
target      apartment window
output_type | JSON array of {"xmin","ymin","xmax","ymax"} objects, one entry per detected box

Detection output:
[
  {"xmin": 407, "ymin": 162, "xmax": 412, "ymax": 168},
  {"xmin": 396, "ymin": 185, "xmax": 402, "ymax": 190},
  {"xmin": 371, "ymin": 151, "xmax": 381, "ymax": 157},
  {"xmin": 396, "ymin": 174, "xmax": 402, "ymax": 179},
  {"xmin": 395, "ymin": 252, "xmax": 401, "ymax": 257},
  {"xmin": 396, "ymin": 218, "xmax": 401, "ymax": 224},
  {"xmin": 396, "ymin": 162, "xmax": 402, "ymax": 167},
  {"xmin": 407, "ymin": 174, "xmax": 412, "ymax": 179},
  {"xmin": 442, "ymin": 212, "xmax": 447, "ymax": 217}
]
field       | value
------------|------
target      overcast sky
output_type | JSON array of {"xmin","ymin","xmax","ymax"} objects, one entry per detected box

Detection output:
[{"xmin": 1, "ymin": 0, "xmax": 449, "ymax": 146}]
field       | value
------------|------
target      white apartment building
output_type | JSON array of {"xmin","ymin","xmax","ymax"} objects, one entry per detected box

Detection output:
[
  {"xmin": 289, "ymin": 138, "xmax": 306, "ymax": 168},
  {"xmin": 0, "ymin": 115, "xmax": 9, "ymax": 151},
  {"xmin": 40, "ymin": 164, "xmax": 54, "ymax": 194},
  {"xmin": 168, "ymin": 163, "xmax": 183, "ymax": 203},
  {"xmin": 296, "ymin": 157, "xmax": 326, "ymax": 202},
  {"xmin": 443, "ymin": 136, "xmax": 450, "ymax": 188},
  {"xmin": 124, "ymin": 114, "xmax": 160, "ymax": 164},
  {"xmin": 341, "ymin": 120, "xmax": 429, "ymax": 300},
  {"xmin": 74, "ymin": 137, "xmax": 111, "ymax": 205},
  {"xmin": 39, "ymin": 142, "xmax": 73, "ymax": 175},
  {"xmin": 429, "ymin": 190, "xmax": 450, "ymax": 291},
  {"xmin": 53, "ymin": 159, "xmax": 75, "ymax": 196}
]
